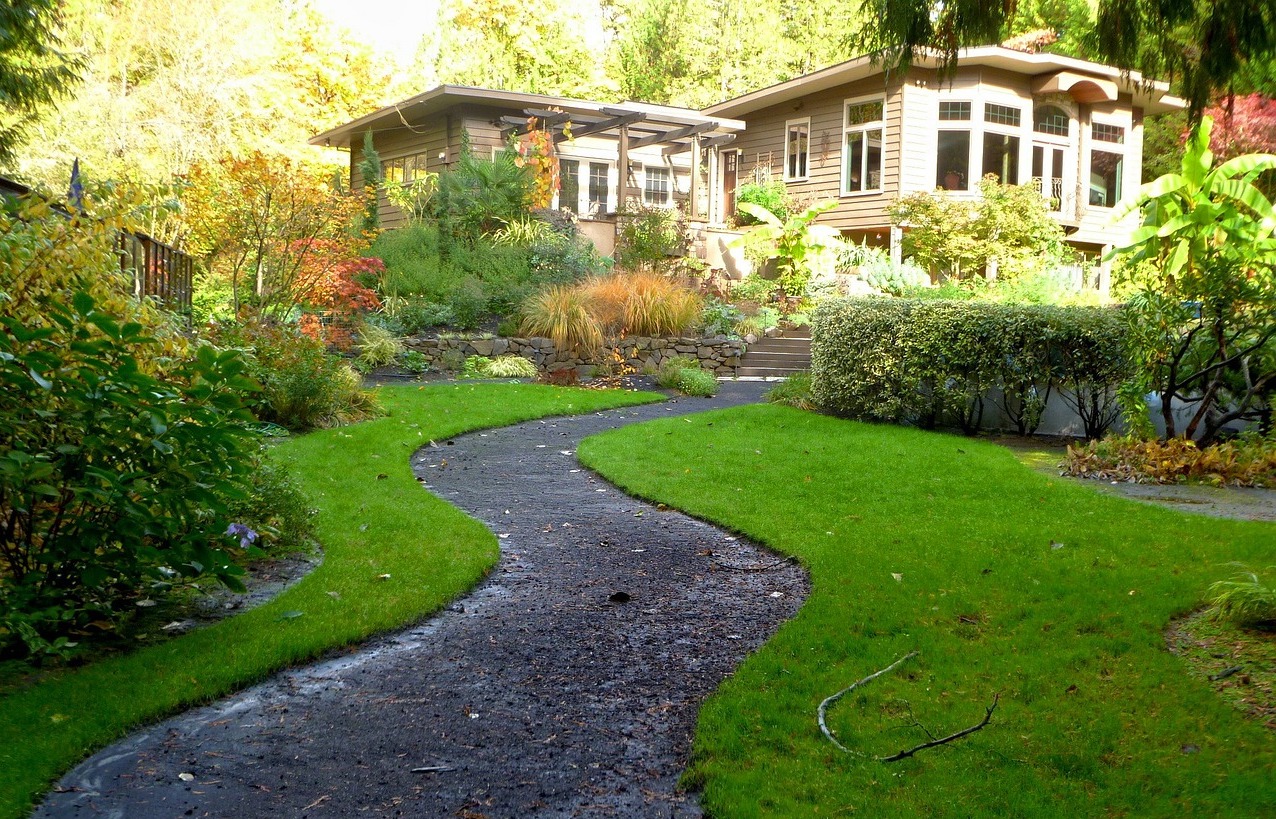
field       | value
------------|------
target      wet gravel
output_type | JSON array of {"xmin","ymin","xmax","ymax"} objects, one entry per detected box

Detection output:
[{"xmin": 36, "ymin": 383, "xmax": 808, "ymax": 818}]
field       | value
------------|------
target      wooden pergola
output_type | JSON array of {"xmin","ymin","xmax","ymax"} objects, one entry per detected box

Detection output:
[{"xmin": 499, "ymin": 105, "xmax": 737, "ymax": 220}]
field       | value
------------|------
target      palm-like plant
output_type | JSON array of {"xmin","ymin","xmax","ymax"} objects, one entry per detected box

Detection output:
[
  {"xmin": 1112, "ymin": 116, "xmax": 1276, "ymax": 442},
  {"xmin": 735, "ymin": 200, "xmax": 840, "ymax": 299}
]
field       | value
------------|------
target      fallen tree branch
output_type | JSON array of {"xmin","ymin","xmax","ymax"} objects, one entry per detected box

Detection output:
[
  {"xmin": 817, "ymin": 651, "xmax": 919, "ymax": 754},
  {"xmin": 880, "ymin": 693, "xmax": 999, "ymax": 762}
]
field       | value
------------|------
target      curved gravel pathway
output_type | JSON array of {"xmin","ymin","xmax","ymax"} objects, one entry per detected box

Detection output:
[{"xmin": 37, "ymin": 383, "xmax": 807, "ymax": 818}]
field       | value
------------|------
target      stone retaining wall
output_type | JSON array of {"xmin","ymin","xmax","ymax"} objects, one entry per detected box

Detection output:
[{"xmin": 404, "ymin": 334, "xmax": 743, "ymax": 376}]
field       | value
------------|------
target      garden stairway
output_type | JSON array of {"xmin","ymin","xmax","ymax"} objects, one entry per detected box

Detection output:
[{"xmin": 736, "ymin": 325, "xmax": 811, "ymax": 379}]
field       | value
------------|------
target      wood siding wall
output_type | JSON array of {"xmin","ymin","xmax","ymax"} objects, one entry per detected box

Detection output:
[
  {"xmin": 351, "ymin": 104, "xmax": 701, "ymax": 230},
  {"xmin": 730, "ymin": 64, "xmax": 1147, "ymax": 248},
  {"xmin": 726, "ymin": 76, "xmax": 904, "ymax": 232}
]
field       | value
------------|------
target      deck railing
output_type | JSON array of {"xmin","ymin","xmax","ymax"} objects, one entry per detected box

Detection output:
[{"xmin": 3, "ymin": 175, "xmax": 195, "ymax": 316}]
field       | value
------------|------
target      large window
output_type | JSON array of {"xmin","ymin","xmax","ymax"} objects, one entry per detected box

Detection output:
[
  {"xmin": 843, "ymin": 98, "xmax": 884, "ymax": 194},
  {"xmin": 643, "ymin": 166, "xmax": 671, "ymax": 205},
  {"xmin": 981, "ymin": 102, "xmax": 1022, "ymax": 185},
  {"xmin": 1089, "ymin": 121, "xmax": 1126, "ymax": 207},
  {"xmin": 785, "ymin": 118, "xmax": 810, "ymax": 181},
  {"xmin": 382, "ymin": 153, "xmax": 430, "ymax": 186},
  {"xmin": 936, "ymin": 100, "xmax": 972, "ymax": 190},
  {"xmin": 559, "ymin": 158, "xmax": 580, "ymax": 214},
  {"xmin": 588, "ymin": 162, "xmax": 610, "ymax": 214}
]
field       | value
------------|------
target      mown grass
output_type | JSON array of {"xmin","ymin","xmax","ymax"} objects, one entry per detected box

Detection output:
[
  {"xmin": 577, "ymin": 405, "xmax": 1276, "ymax": 818},
  {"xmin": 0, "ymin": 383, "xmax": 659, "ymax": 819}
]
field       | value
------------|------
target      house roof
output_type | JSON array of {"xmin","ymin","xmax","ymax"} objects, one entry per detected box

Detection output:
[
  {"xmin": 310, "ymin": 85, "xmax": 745, "ymax": 150},
  {"xmin": 703, "ymin": 46, "xmax": 1187, "ymax": 118}
]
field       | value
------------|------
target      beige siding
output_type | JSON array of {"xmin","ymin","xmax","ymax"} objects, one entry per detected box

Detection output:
[
  {"xmin": 352, "ymin": 119, "xmax": 452, "ymax": 230},
  {"xmin": 728, "ymin": 76, "xmax": 904, "ymax": 232}
]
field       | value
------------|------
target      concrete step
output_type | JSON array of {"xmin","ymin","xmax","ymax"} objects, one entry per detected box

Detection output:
[
  {"xmin": 737, "ymin": 366, "xmax": 807, "ymax": 378},
  {"xmin": 741, "ymin": 353, "xmax": 811, "ymax": 367}
]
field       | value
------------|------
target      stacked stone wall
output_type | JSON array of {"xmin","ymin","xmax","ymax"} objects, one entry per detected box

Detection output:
[{"xmin": 403, "ymin": 334, "xmax": 743, "ymax": 376}]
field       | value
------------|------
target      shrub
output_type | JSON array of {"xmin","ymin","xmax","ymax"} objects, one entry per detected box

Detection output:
[
  {"xmin": 700, "ymin": 298, "xmax": 745, "ymax": 336},
  {"xmin": 482, "ymin": 355, "xmax": 538, "ymax": 378},
  {"xmin": 656, "ymin": 356, "xmax": 715, "ymax": 395},
  {"xmin": 616, "ymin": 204, "xmax": 685, "ymax": 270},
  {"xmin": 371, "ymin": 222, "xmax": 443, "ymax": 298},
  {"xmin": 214, "ymin": 324, "xmax": 380, "ymax": 431},
  {"xmin": 0, "ymin": 294, "xmax": 258, "ymax": 658},
  {"xmin": 222, "ymin": 449, "xmax": 314, "ymax": 557},
  {"xmin": 433, "ymin": 141, "xmax": 534, "ymax": 245},
  {"xmin": 765, "ymin": 372, "xmax": 817, "ymax": 410},
  {"xmin": 811, "ymin": 298, "xmax": 1128, "ymax": 435},
  {"xmin": 1063, "ymin": 435, "xmax": 1276, "ymax": 487},
  {"xmin": 673, "ymin": 367, "xmax": 718, "ymax": 396},
  {"xmin": 734, "ymin": 180, "xmax": 790, "ymax": 225},
  {"xmin": 1207, "ymin": 568, "xmax": 1276, "ymax": 629},
  {"xmin": 355, "ymin": 322, "xmax": 405, "ymax": 371},
  {"xmin": 445, "ymin": 275, "xmax": 488, "ymax": 330},
  {"xmin": 395, "ymin": 300, "xmax": 454, "ymax": 334}
]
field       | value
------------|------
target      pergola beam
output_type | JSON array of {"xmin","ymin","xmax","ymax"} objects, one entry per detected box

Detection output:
[
  {"xmin": 701, "ymin": 133, "xmax": 738, "ymax": 149},
  {"xmin": 554, "ymin": 110, "xmax": 646, "ymax": 143},
  {"xmin": 628, "ymin": 121, "xmax": 717, "ymax": 150}
]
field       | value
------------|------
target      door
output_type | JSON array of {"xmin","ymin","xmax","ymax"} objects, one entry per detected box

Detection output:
[
  {"xmin": 1032, "ymin": 143, "xmax": 1067, "ymax": 214},
  {"xmin": 720, "ymin": 149, "xmax": 738, "ymax": 221}
]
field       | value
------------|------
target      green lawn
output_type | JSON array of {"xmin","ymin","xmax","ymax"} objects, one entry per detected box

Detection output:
[
  {"xmin": 578, "ymin": 405, "xmax": 1276, "ymax": 818},
  {"xmin": 0, "ymin": 383, "xmax": 659, "ymax": 819}
]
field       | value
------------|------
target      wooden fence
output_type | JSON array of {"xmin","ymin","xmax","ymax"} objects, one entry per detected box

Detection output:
[
  {"xmin": 2, "ymin": 175, "xmax": 194, "ymax": 315},
  {"xmin": 117, "ymin": 231, "xmax": 194, "ymax": 315}
]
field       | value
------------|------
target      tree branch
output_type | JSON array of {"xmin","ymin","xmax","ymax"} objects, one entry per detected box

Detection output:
[
  {"xmin": 817, "ymin": 651, "xmax": 919, "ymax": 754},
  {"xmin": 880, "ymin": 694, "xmax": 999, "ymax": 763}
]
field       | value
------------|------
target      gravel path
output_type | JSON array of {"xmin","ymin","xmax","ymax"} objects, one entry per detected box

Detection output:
[{"xmin": 36, "ymin": 383, "xmax": 808, "ymax": 818}]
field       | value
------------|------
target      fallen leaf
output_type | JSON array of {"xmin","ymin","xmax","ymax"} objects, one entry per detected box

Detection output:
[
  {"xmin": 178, "ymin": 773, "xmax": 195, "ymax": 782},
  {"xmin": 891, "ymin": 573, "xmax": 903, "ymax": 583}
]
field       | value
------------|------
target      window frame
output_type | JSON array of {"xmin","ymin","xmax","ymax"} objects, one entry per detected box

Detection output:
[
  {"xmin": 978, "ymin": 99, "xmax": 1025, "ymax": 186},
  {"xmin": 643, "ymin": 164, "xmax": 672, "ymax": 206},
  {"xmin": 1087, "ymin": 117, "xmax": 1128, "ymax": 209},
  {"xmin": 935, "ymin": 97, "xmax": 974, "ymax": 191},
  {"xmin": 784, "ymin": 117, "xmax": 811, "ymax": 182},
  {"xmin": 841, "ymin": 94, "xmax": 886, "ymax": 196}
]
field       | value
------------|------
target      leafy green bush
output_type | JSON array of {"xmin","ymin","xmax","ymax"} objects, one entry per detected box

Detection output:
[
  {"xmin": 1207, "ymin": 568, "xmax": 1276, "ymax": 629},
  {"xmin": 222, "ymin": 449, "xmax": 314, "ymax": 557},
  {"xmin": 764, "ymin": 371, "xmax": 817, "ymax": 410},
  {"xmin": 433, "ymin": 143, "xmax": 533, "ymax": 246},
  {"xmin": 700, "ymin": 298, "xmax": 745, "ymax": 336},
  {"xmin": 446, "ymin": 275, "xmax": 489, "ymax": 330},
  {"xmin": 395, "ymin": 300, "xmax": 453, "ymax": 334},
  {"xmin": 656, "ymin": 356, "xmax": 715, "ymax": 395},
  {"xmin": 673, "ymin": 367, "xmax": 718, "ymax": 396},
  {"xmin": 214, "ymin": 324, "xmax": 381, "ymax": 431},
  {"xmin": 616, "ymin": 204, "xmax": 685, "ymax": 270},
  {"xmin": 0, "ymin": 294, "xmax": 258, "ymax": 658},
  {"xmin": 398, "ymin": 349, "xmax": 430, "ymax": 373},
  {"xmin": 811, "ymin": 298, "xmax": 1127, "ymax": 435},
  {"xmin": 734, "ymin": 180, "xmax": 790, "ymax": 225},
  {"xmin": 371, "ymin": 222, "xmax": 443, "ymax": 297}
]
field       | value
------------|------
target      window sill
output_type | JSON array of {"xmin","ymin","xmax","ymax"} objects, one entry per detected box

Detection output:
[
  {"xmin": 838, "ymin": 189, "xmax": 884, "ymax": 198},
  {"xmin": 784, "ymin": 176, "xmax": 809, "ymax": 184}
]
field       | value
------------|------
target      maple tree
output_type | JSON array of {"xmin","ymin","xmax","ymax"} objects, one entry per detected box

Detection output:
[{"xmin": 183, "ymin": 152, "xmax": 370, "ymax": 322}]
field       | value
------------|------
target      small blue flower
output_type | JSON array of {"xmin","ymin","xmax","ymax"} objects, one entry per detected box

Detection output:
[{"xmin": 225, "ymin": 522, "xmax": 259, "ymax": 549}]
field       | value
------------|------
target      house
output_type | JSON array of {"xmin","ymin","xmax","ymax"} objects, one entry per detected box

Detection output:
[
  {"xmin": 313, "ymin": 48, "xmax": 1184, "ymax": 272},
  {"xmin": 309, "ymin": 86, "xmax": 744, "ymax": 257},
  {"xmin": 702, "ymin": 46, "xmax": 1186, "ymax": 263}
]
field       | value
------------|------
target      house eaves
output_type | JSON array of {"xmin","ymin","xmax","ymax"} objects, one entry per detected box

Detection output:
[
  {"xmin": 703, "ymin": 46, "xmax": 1187, "ymax": 119},
  {"xmin": 311, "ymin": 85, "xmax": 745, "ymax": 150}
]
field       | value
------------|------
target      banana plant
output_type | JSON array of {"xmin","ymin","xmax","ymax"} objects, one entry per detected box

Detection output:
[
  {"xmin": 735, "ymin": 200, "xmax": 840, "ymax": 300},
  {"xmin": 1111, "ymin": 116, "xmax": 1276, "ymax": 441}
]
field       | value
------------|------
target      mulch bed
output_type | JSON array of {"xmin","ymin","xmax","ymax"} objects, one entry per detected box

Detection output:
[{"xmin": 37, "ymin": 383, "xmax": 807, "ymax": 818}]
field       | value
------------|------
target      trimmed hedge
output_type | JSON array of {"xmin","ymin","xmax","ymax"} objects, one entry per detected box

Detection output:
[{"xmin": 810, "ymin": 298, "xmax": 1127, "ymax": 436}]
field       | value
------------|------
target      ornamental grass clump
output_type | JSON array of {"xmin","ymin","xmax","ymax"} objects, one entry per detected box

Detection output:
[
  {"xmin": 1207, "ymin": 568, "xmax": 1276, "ymax": 629},
  {"xmin": 1064, "ymin": 435, "xmax": 1276, "ymax": 487},
  {"xmin": 521, "ymin": 274, "xmax": 702, "ymax": 360}
]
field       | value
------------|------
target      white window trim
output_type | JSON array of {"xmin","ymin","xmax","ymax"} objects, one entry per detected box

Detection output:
[
  {"xmin": 978, "ymin": 98, "xmax": 1028, "ymax": 187},
  {"xmin": 841, "ymin": 94, "xmax": 886, "ymax": 197},
  {"xmin": 934, "ymin": 97, "xmax": 975, "ymax": 192},
  {"xmin": 784, "ymin": 117, "xmax": 810, "ymax": 182},
  {"xmin": 638, "ymin": 163, "xmax": 674, "ymax": 207},
  {"xmin": 1086, "ymin": 116, "xmax": 1129, "ymax": 210}
]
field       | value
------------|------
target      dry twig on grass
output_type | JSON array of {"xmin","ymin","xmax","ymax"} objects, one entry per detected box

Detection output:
[{"xmin": 817, "ymin": 651, "xmax": 998, "ymax": 762}]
